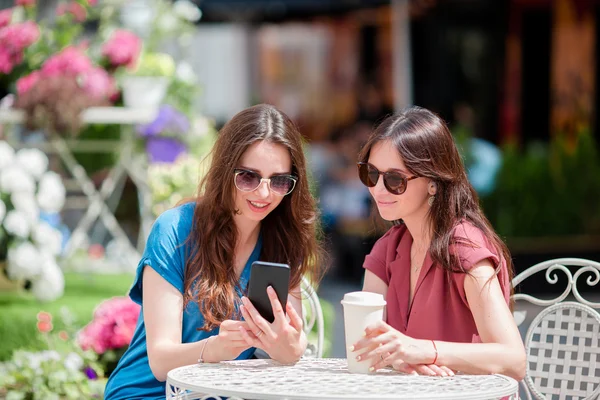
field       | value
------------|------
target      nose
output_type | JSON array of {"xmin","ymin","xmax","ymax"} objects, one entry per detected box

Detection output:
[
  {"xmin": 373, "ymin": 174, "xmax": 387, "ymax": 195},
  {"xmin": 255, "ymin": 179, "xmax": 270, "ymax": 198}
]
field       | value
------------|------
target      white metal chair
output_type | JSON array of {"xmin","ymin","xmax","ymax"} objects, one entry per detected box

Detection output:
[
  {"xmin": 300, "ymin": 276, "xmax": 325, "ymax": 358},
  {"xmin": 511, "ymin": 258, "xmax": 600, "ymax": 400}
]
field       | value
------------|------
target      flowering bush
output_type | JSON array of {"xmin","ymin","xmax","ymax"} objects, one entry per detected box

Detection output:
[
  {"xmin": 1, "ymin": 0, "xmax": 142, "ymax": 135},
  {"xmin": 0, "ymin": 140, "xmax": 66, "ymax": 302},
  {"xmin": 0, "ymin": 310, "xmax": 105, "ymax": 400},
  {"xmin": 147, "ymin": 154, "xmax": 204, "ymax": 217},
  {"xmin": 78, "ymin": 296, "xmax": 141, "ymax": 374}
]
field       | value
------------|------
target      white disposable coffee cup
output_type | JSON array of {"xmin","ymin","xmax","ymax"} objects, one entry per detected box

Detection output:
[{"xmin": 341, "ymin": 291, "xmax": 386, "ymax": 374}]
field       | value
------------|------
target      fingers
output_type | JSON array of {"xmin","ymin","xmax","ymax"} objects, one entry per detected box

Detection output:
[
  {"xmin": 219, "ymin": 319, "xmax": 256, "ymax": 343},
  {"xmin": 438, "ymin": 365, "xmax": 455, "ymax": 376},
  {"xmin": 239, "ymin": 325, "xmax": 262, "ymax": 349},
  {"xmin": 221, "ymin": 320, "xmax": 250, "ymax": 331},
  {"xmin": 367, "ymin": 350, "xmax": 393, "ymax": 371},
  {"xmin": 413, "ymin": 364, "xmax": 440, "ymax": 376},
  {"xmin": 353, "ymin": 330, "xmax": 396, "ymax": 353},
  {"xmin": 286, "ymin": 302, "xmax": 303, "ymax": 332},
  {"xmin": 363, "ymin": 320, "xmax": 390, "ymax": 337},
  {"xmin": 267, "ymin": 286, "xmax": 287, "ymax": 323},
  {"xmin": 393, "ymin": 362, "xmax": 418, "ymax": 375},
  {"xmin": 393, "ymin": 362, "xmax": 454, "ymax": 377},
  {"xmin": 240, "ymin": 301, "xmax": 272, "ymax": 343}
]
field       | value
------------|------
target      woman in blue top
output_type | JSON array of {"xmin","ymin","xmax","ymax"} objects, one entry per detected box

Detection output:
[{"xmin": 104, "ymin": 104, "xmax": 325, "ymax": 399}]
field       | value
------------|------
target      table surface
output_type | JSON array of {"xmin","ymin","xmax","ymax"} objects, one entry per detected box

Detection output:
[{"xmin": 166, "ymin": 358, "xmax": 519, "ymax": 400}]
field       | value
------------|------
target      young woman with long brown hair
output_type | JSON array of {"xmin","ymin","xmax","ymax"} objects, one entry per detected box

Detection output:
[
  {"xmin": 104, "ymin": 104, "xmax": 324, "ymax": 399},
  {"xmin": 350, "ymin": 106, "xmax": 526, "ymax": 380}
]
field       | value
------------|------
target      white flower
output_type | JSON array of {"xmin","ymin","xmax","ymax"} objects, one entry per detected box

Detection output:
[
  {"xmin": 11, "ymin": 192, "xmax": 39, "ymax": 224},
  {"xmin": 191, "ymin": 116, "xmax": 211, "ymax": 137},
  {"xmin": 0, "ymin": 140, "xmax": 15, "ymax": 170},
  {"xmin": 0, "ymin": 165, "xmax": 35, "ymax": 193},
  {"xmin": 0, "ymin": 199, "xmax": 5, "ymax": 225},
  {"xmin": 30, "ymin": 255, "xmax": 65, "ymax": 302},
  {"xmin": 63, "ymin": 352, "xmax": 83, "ymax": 372},
  {"xmin": 175, "ymin": 61, "xmax": 197, "ymax": 84},
  {"xmin": 32, "ymin": 222, "xmax": 63, "ymax": 256},
  {"xmin": 157, "ymin": 12, "xmax": 178, "ymax": 32},
  {"xmin": 173, "ymin": 0, "xmax": 202, "ymax": 21},
  {"xmin": 3, "ymin": 210, "xmax": 31, "ymax": 238},
  {"xmin": 15, "ymin": 148, "xmax": 49, "ymax": 180},
  {"xmin": 37, "ymin": 171, "xmax": 66, "ymax": 213},
  {"xmin": 7, "ymin": 241, "xmax": 41, "ymax": 280}
]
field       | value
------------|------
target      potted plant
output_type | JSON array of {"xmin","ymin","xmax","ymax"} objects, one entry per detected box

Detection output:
[{"xmin": 120, "ymin": 51, "xmax": 175, "ymax": 109}]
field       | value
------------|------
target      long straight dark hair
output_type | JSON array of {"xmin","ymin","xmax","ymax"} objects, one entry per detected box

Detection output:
[
  {"xmin": 359, "ymin": 106, "xmax": 513, "ymax": 281},
  {"xmin": 184, "ymin": 104, "xmax": 325, "ymax": 331}
]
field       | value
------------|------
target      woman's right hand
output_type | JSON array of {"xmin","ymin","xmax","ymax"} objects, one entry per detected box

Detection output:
[
  {"xmin": 205, "ymin": 320, "xmax": 257, "ymax": 362},
  {"xmin": 394, "ymin": 361, "xmax": 455, "ymax": 376}
]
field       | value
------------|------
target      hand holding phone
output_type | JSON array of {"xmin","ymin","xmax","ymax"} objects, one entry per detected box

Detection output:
[{"xmin": 246, "ymin": 261, "xmax": 290, "ymax": 323}]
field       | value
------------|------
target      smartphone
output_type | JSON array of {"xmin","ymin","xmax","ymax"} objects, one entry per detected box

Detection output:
[{"xmin": 247, "ymin": 261, "xmax": 290, "ymax": 323}]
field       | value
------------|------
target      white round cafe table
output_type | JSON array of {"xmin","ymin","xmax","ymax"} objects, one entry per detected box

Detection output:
[{"xmin": 166, "ymin": 358, "xmax": 518, "ymax": 400}]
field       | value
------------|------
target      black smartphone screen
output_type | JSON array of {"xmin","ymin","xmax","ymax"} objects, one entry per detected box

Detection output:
[{"xmin": 247, "ymin": 261, "xmax": 290, "ymax": 323}]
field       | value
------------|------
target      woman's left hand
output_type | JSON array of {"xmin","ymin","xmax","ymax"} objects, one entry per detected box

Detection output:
[
  {"xmin": 352, "ymin": 320, "xmax": 438, "ymax": 371},
  {"xmin": 239, "ymin": 286, "xmax": 306, "ymax": 364}
]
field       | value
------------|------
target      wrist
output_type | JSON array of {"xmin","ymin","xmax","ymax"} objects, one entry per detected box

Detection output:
[
  {"xmin": 417, "ymin": 338, "xmax": 436, "ymax": 364},
  {"xmin": 202, "ymin": 336, "xmax": 220, "ymax": 363}
]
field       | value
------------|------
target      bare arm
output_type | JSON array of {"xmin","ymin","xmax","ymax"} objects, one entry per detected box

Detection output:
[
  {"xmin": 362, "ymin": 270, "xmax": 389, "ymax": 319},
  {"xmin": 432, "ymin": 260, "xmax": 526, "ymax": 380},
  {"xmin": 143, "ymin": 267, "xmax": 251, "ymax": 381}
]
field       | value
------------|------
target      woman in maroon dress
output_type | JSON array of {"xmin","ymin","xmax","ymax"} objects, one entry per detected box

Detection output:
[{"xmin": 350, "ymin": 106, "xmax": 526, "ymax": 380}]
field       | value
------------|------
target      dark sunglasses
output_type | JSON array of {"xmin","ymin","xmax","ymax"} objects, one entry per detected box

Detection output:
[
  {"xmin": 357, "ymin": 162, "xmax": 419, "ymax": 195},
  {"xmin": 234, "ymin": 168, "xmax": 298, "ymax": 196}
]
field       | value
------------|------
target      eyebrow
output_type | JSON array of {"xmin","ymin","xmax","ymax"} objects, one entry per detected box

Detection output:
[{"xmin": 238, "ymin": 166, "xmax": 292, "ymax": 176}]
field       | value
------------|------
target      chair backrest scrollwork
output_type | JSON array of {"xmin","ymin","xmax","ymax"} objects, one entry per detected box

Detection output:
[
  {"xmin": 511, "ymin": 258, "xmax": 600, "ymax": 400},
  {"xmin": 301, "ymin": 276, "xmax": 324, "ymax": 358}
]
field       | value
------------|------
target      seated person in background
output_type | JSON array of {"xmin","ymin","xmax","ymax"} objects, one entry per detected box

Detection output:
[
  {"xmin": 351, "ymin": 106, "xmax": 526, "ymax": 380},
  {"xmin": 104, "ymin": 104, "xmax": 325, "ymax": 400}
]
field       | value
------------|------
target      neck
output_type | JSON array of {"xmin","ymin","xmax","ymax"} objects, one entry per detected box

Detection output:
[
  {"xmin": 233, "ymin": 214, "xmax": 261, "ymax": 248},
  {"xmin": 402, "ymin": 207, "xmax": 432, "ymax": 251}
]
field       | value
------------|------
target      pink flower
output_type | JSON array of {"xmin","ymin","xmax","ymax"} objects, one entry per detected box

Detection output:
[
  {"xmin": 15, "ymin": 0, "xmax": 35, "ymax": 6},
  {"xmin": 0, "ymin": 21, "xmax": 40, "ymax": 53},
  {"xmin": 0, "ymin": 9, "xmax": 12, "ymax": 29},
  {"xmin": 16, "ymin": 71, "xmax": 40, "ymax": 95},
  {"xmin": 0, "ymin": 47, "xmax": 13, "ymax": 74},
  {"xmin": 101, "ymin": 29, "xmax": 141, "ymax": 69},
  {"xmin": 56, "ymin": 1, "xmax": 87, "ymax": 22},
  {"xmin": 82, "ymin": 67, "xmax": 117, "ymax": 100},
  {"xmin": 41, "ymin": 46, "xmax": 92, "ymax": 77},
  {"xmin": 78, "ymin": 296, "xmax": 141, "ymax": 354}
]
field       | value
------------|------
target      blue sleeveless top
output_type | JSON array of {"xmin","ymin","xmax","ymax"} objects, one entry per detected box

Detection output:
[{"xmin": 104, "ymin": 202, "xmax": 260, "ymax": 400}]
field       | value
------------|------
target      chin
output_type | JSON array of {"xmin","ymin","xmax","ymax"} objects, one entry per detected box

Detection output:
[{"xmin": 377, "ymin": 209, "xmax": 402, "ymax": 222}]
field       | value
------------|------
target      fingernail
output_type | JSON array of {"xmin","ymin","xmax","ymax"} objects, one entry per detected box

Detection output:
[
  {"xmin": 369, "ymin": 367, "xmax": 375, "ymax": 372},
  {"xmin": 348, "ymin": 346, "xmax": 355, "ymax": 352},
  {"xmin": 411, "ymin": 371, "xmax": 418, "ymax": 375},
  {"xmin": 355, "ymin": 355, "xmax": 361, "ymax": 361},
  {"xmin": 362, "ymin": 331, "xmax": 367, "ymax": 337}
]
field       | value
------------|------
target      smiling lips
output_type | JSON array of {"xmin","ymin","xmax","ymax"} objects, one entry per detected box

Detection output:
[
  {"xmin": 376, "ymin": 199, "xmax": 397, "ymax": 207},
  {"xmin": 247, "ymin": 200, "xmax": 270, "ymax": 212}
]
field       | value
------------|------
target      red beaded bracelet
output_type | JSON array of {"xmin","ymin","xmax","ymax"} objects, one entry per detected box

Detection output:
[{"xmin": 431, "ymin": 340, "xmax": 438, "ymax": 365}]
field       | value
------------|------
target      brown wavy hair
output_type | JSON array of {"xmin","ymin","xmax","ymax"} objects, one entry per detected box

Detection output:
[
  {"xmin": 184, "ymin": 104, "xmax": 325, "ymax": 331},
  {"xmin": 358, "ymin": 106, "xmax": 513, "ymax": 282}
]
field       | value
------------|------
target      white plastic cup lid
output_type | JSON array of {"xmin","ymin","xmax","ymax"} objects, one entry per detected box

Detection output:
[{"xmin": 341, "ymin": 291, "xmax": 386, "ymax": 307}]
